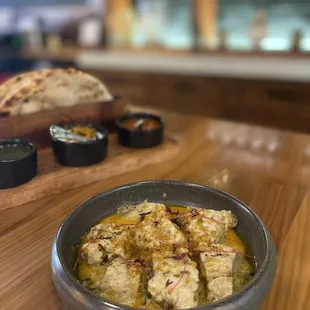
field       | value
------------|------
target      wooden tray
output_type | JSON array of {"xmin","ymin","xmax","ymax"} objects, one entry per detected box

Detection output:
[
  {"xmin": 0, "ymin": 98, "xmax": 128, "ymax": 148},
  {"xmin": 0, "ymin": 134, "xmax": 179, "ymax": 211}
]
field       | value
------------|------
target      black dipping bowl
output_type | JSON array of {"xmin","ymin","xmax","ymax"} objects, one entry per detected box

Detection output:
[
  {"xmin": 116, "ymin": 113, "xmax": 164, "ymax": 148},
  {"xmin": 51, "ymin": 124, "xmax": 108, "ymax": 167},
  {"xmin": 51, "ymin": 180, "xmax": 276, "ymax": 310},
  {"xmin": 0, "ymin": 139, "xmax": 37, "ymax": 189}
]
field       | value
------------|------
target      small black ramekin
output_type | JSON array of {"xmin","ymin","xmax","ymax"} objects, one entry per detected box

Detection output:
[
  {"xmin": 115, "ymin": 113, "xmax": 164, "ymax": 149},
  {"xmin": 51, "ymin": 124, "xmax": 108, "ymax": 167},
  {"xmin": 0, "ymin": 139, "xmax": 37, "ymax": 189}
]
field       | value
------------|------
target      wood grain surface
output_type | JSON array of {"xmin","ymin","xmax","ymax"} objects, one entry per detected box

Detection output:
[
  {"xmin": 0, "ymin": 135, "xmax": 179, "ymax": 210},
  {"xmin": 263, "ymin": 192, "xmax": 310, "ymax": 310},
  {"xmin": 1, "ymin": 108, "xmax": 310, "ymax": 309}
]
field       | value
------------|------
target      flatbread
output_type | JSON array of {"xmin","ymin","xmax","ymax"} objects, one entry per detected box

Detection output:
[
  {"xmin": 0, "ymin": 68, "xmax": 113, "ymax": 116},
  {"xmin": 0, "ymin": 69, "xmax": 49, "ymax": 104}
]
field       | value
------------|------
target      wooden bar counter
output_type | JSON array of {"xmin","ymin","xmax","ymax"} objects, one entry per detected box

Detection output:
[{"xmin": 1, "ymin": 108, "xmax": 310, "ymax": 309}]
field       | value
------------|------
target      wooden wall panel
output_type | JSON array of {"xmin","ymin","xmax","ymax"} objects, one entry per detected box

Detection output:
[{"xmin": 85, "ymin": 68, "xmax": 310, "ymax": 133}]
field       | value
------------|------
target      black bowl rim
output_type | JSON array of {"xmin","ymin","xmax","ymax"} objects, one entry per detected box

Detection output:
[
  {"xmin": 52, "ymin": 180, "xmax": 274, "ymax": 310},
  {"xmin": 50, "ymin": 123, "xmax": 109, "ymax": 145},
  {"xmin": 115, "ymin": 113, "xmax": 164, "ymax": 132},
  {"xmin": 0, "ymin": 138, "xmax": 37, "ymax": 163}
]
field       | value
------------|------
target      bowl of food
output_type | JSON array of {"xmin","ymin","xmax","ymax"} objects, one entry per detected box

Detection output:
[
  {"xmin": 0, "ymin": 139, "xmax": 37, "ymax": 189},
  {"xmin": 115, "ymin": 113, "xmax": 164, "ymax": 149},
  {"xmin": 51, "ymin": 181, "xmax": 276, "ymax": 310},
  {"xmin": 50, "ymin": 123, "xmax": 108, "ymax": 167}
]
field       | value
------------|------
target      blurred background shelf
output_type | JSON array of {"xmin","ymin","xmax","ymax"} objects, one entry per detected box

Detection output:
[
  {"xmin": 76, "ymin": 51, "xmax": 310, "ymax": 81},
  {"xmin": 20, "ymin": 47, "xmax": 81, "ymax": 61},
  {"xmin": 2, "ymin": 0, "xmax": 310, "ymax": 134},
  {"xmin": 20, "ymin": 48, "xmax": 310, "ymax": 62}
]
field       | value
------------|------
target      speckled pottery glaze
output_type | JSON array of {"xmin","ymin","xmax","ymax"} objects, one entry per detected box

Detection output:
[{"xmin": 51, "ymin": 180, "xmax": 276, "ymax": 310}]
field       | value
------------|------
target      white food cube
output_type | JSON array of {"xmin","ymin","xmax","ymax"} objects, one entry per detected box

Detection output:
[
  {"xmin": 134, "ymin": 218, "xmax": 187, "ymax": 251},
  {"xmin": 82, "ymin": 223, "xmax": 131, "ymax": 265},
  {"xmin": 99, "ymin": 257, "xmax": 142, "ymax": 306},
  {"xmin": 178, "ymin": 209, "xmax": 237, "ymax": 246},
  {"xmin": 81, "ymin": 242, "xmax": 104, "ymax": 266},
  {"xmin": 199, "ymin": 244, "xmax": 242, "ymax": 281},
  {"xmin": 148, "ymin": 252, "xmax": 199, "ymax": 309},
  {"xmin": 86, "ymin": 223, "xmax": 124, "ymax": 240},
  {"xmin": 125, "ymin": 201, "xmax": 169, "ymax": 222},
  {"xmin": 207, "ymin": 276, "xmax": 233, "ymax": 302},
  {"xmin": 203, "ymin": 210, "xmax": 238, "ymax": 230}
]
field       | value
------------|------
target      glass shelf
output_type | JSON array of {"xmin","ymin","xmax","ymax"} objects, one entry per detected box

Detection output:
[{"xmin": 131, "ymin": 0, "xmax": 310, "ymax": 51}]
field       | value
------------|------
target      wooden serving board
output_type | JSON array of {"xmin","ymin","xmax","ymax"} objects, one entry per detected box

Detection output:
[
  {"xmin": 0, "ymin": 134, "xmax": 179, "ymax": 211},
  {"xmin": 0, "ymin": 98, "xmax": 128, "ymax": 147}
]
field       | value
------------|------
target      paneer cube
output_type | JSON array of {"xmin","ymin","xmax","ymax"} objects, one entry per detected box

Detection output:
[
  {"xmin": 134, "ymin": 218, "xmax": 187, "ymax": 251},
  {"xmin": 178, "ymin": 209, "xmax": 237, "ymax": 246},
  {"xmin": 81, "ymin": 242, "xmax": 104, "ymax": 266},
  {"xmin": 125, "ymin": 201, "xmax": 169, "ymax": 222},
  {"xmin": 148, "ymin": 252, "xmax": 199, "ymax": 309},
  {"xmin": 207, "ymin": 276, "xmax": 233, "ymax": 302},
  {"xmin": 203, "ymin": 210, "xmax": 238, "ymax": 231},
  {"xmin": 199, "ymin": 244, "xmax": 242, "ymax": 281},
  {"xmin": 86, "ymin": 223, "xmax": 127, "ymax": 241},
  {"xmin": 98, "ymin": 257, "xmax": 142, "ymax": 307},
  {"xmin": 81, "ymin": 223, "xmax": 131, "ymax": 266}
]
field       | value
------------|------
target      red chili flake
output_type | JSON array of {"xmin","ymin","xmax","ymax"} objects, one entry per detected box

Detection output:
[
  {"xmin": 171, "ymin": 253, "xmax": 186, "ymax": 260},
  {"xmin": 190, "ymin": 209, "xmax": 201, "ymax": 217},
  {"xmin": 171, "ymin": 210, "xmax": 180, "ymax": 216},
  {"xmin": 98, "ymin": 243, "xmax": 106, "ymax": 252},
  {"xmin": 118, "ymin": 256, "xmax": 135, "ymax": 265},
  {"xmin": 172, "ymin": 243, "xmax": 177, "ymax": 253},
  {"xmin": 153, "ymin": 221, "xmax": 159, "ymax": 226},
  {"xmin": 171, "ymin": 218, "xmax": 178, "ymax": 225},
  {"xmin": 165, "ymin": 205, "xmax": 173, "ymax": 214},
  {"xmin": 99, "ymin": 236, "xmax": 112, "ymax": 240},
  {"xmin": 105, "ymin": 254, "xmax": 117, "ymax": 265},
  {"xmin": 139, "ymin": 211, "xmax": 152, "ymax": 222}
]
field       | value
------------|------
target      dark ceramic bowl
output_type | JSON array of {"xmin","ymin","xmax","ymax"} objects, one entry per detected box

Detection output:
[
  {"xmin": 115, "ymin": 113, "xmax": 164, "ymax": 148},
  {"xmin": 51, "ymin": 124, "xmax": 108, "ymax": 167},
  {"xmin": 0, "ymin": 139, "xmax": 37, "ymax": 189},
  {"xmin": 51, "ymin": 181, "xmax": 276, "ymax": 310}
]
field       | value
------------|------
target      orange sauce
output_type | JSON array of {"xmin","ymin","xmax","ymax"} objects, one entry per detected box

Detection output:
[
  {"xmin": 121, "ymin": 118, "xmax": 160, "ymax": 131},
  {"xmin": 224, "ymin": 230, "xmax": 246, "ymax": 254}
]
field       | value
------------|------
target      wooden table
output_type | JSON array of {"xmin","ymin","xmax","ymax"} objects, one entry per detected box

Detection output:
[{"xmin": 1, "ymin": 109, "xmax": 309, "ymax": 309}]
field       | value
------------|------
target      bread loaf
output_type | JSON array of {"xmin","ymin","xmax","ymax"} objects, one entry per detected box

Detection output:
[{"xmin": 0, "ymin": 68, "xmax": 113, "ymax": 116}]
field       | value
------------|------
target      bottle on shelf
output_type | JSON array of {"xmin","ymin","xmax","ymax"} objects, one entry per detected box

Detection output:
[
  {"xmin": 218, "ymin": 29, "xmax": 228, "ymax": 51},
  {"xmin": 193, "ymin": 0, "xmax": 217, "ymax": 51},
  {"xmin": 249, "ymin": 9, "xmax": 268, "ymax": 51},
  {"xmin": 291, "ymin": 30, "xmax": 302, "ymax": 53},
  {"xmin": 78, "ymin": 14, "xmax": 103, "ymax": 48},
  {"xmin": 191, "ymin": 0, "xmax": 201, "ymax": 51},
  {"xmin": 135, "ymin": 0, "xmax": 164, "ymax": 48},
  {"xmin": 106, "ymin": 0, "xmax": 136, "ymax": 48}
]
